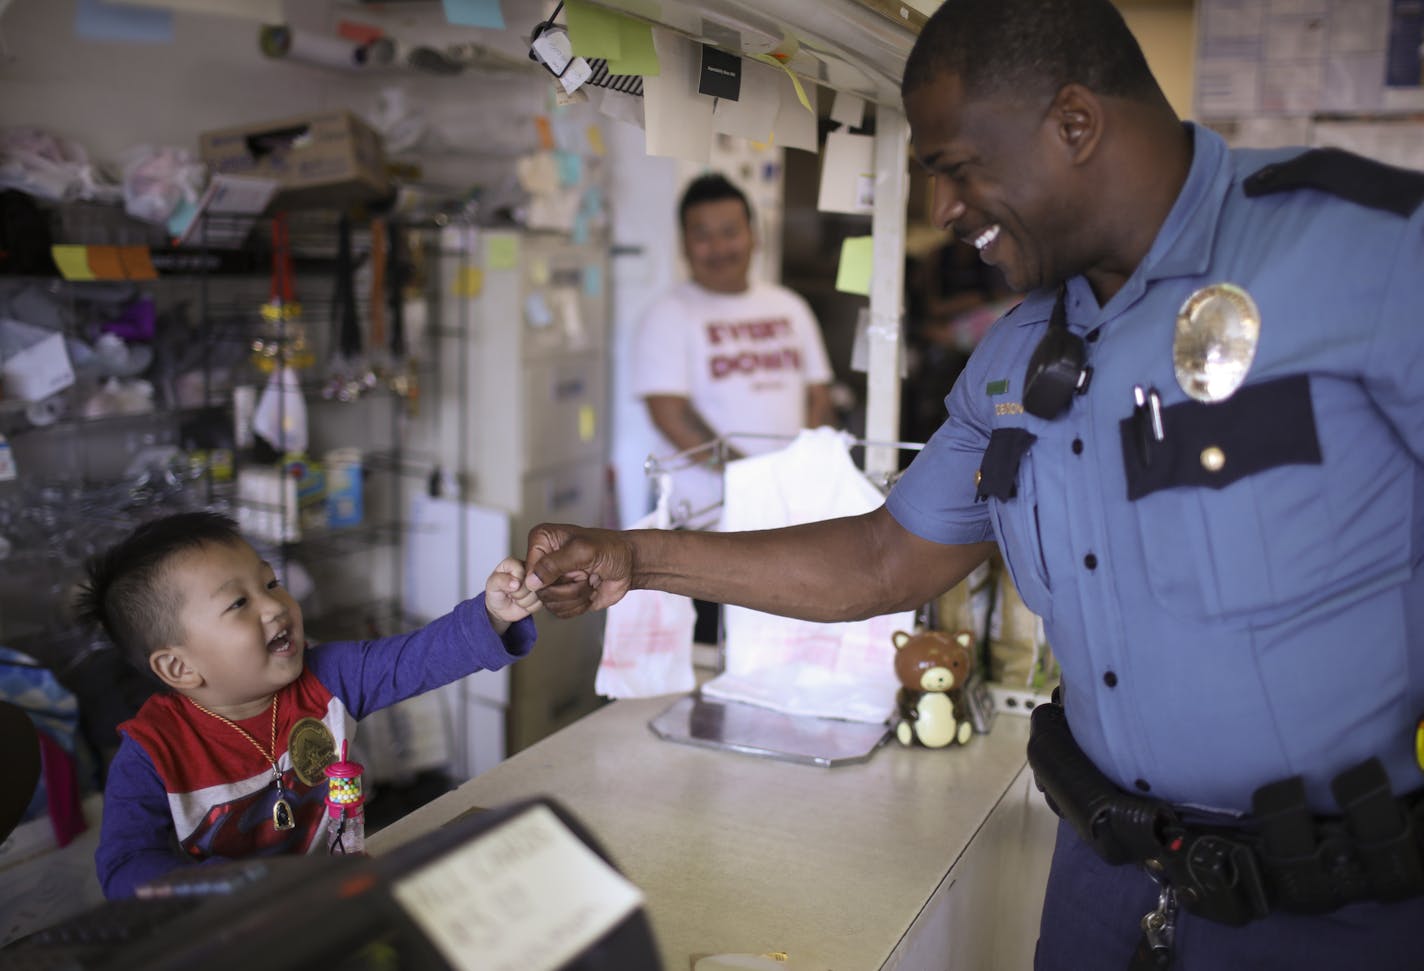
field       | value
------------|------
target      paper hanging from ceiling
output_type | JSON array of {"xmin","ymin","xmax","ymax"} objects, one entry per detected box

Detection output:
[
  {"xmin": 641, "ymin": 29, "xmax": 712, "ymax": 162},
  {"xmin": 772, "ymin": 66, "xmax": 819, "ymax": 153},
  {"xmin": 818, "ymin": 130, "xmax": 875, "ymax": 214},
  {"xmin": 711, "ymin": 57, "xmax": 780, "ymax": 142}
]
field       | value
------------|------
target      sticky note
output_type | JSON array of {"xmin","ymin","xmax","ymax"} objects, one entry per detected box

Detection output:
[
  {"xmin": 118, "ymin": 245, "xmax": 159, "ymax": 281},
  {"xmin": 835, "ymin": 236, "xmax": 874, "ymax": 296},
  {"xmin": 604, "ymin": 16, "xmax": 659, "ymax": 77},
  {"xmin": 486, "ymin": 235, "xmax": 520, "ymax": 270},
  {"xmin": 565, "ymin": 0, "xmax": 622, "ymax": 58},
  {"xmin": 751, "ymin": 53, "xmax": 809, "ymax": 113},
  {"xmin": 586, "ymin": 125, "xmax": 606, "ymax": 156},
  {"xmin": 440, "ymin": 0, "xmax": 504, "ymax": 29},
  {"xmin": 453, "ymin": 266, "xmax": 484, "ymax": 298},
  {"xmin": 528, "ymin": 258, "xmax": 551, "ymax": 287},
  {"xmin": 534, "ymin": 116, "xmax": 555, "ymax": 151},
  {"xmin": 51, "ymin": 245, "xmax": 96, "ymax": 281},
  {"xmin": 583, "ymin": 265, "xmax": 603, "ymax": 298},
  {"xmin": 578, "ymin": 405, "xmax": 596, "ymax": 442},
  {"xmin": 555, "ymin": 151, "xmax": 583, "ymax": 187},
  {"xmin": 75, "ymin": 0, "xmax": 173, "ymax": 43},
  {"xmin": 86, "ymin": 246, "xmax": 127, "ymax": 280}
]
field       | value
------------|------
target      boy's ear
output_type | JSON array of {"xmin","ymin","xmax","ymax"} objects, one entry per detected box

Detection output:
[{"xmin": 149, "ymin": 648, "xmax": 203, "ymax": 691}]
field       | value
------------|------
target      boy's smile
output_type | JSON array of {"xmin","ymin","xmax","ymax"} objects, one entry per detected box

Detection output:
[{"xmin": 161, "ymin": 539, "xmax": 306, "ymax": 719}]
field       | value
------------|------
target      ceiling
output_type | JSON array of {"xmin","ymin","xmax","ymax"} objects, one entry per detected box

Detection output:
[{"xmin": 590, "ymin": 0, "xmax": 924, "ymax": 106}]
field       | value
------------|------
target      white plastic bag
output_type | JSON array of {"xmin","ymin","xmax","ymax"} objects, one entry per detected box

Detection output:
[
  {"xmin": 252, "ymin": 366, "xmax": 309, "ymax": 455},
  {"xmin": 595, "ymin": 502, "xmax": 697, "ymax": 699},
  {"xmin": 119, "ymin": 145, "xmax": 205, "ymax": 224},
  {"xmin": 0, "ymin": 127, "xmax": 120, "ymax": 202}
]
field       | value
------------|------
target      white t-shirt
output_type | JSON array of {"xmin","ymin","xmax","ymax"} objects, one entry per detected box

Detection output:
[{"xmin": 632, "ymin": 280, "xmax": 833, "ymax": 526}]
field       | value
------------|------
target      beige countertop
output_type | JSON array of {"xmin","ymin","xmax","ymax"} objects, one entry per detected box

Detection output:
[{"xmin": 368, "ymin": 695, "xmax": 1036, "ymax": 971}]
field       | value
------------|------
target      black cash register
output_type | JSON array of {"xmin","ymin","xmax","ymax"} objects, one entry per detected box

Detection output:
[{"xmin": 0, "ymin": 796, "xmax": 661, "ymax": 971}]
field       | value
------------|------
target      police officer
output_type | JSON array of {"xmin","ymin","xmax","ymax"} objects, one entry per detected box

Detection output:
[{"xmin": 524, "ymin": 0, "xmax": 1424, "ymax": 967}]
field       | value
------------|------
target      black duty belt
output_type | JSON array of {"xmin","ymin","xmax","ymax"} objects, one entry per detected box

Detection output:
[{"xmin": 1027, "ymin": 701, "xmax": 1424, "ymax": 927}]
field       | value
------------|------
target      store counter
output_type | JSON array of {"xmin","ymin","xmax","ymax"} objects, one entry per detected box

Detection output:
[{"xmin": 367, "ymin": 696, "xmax": 1057, "ymax": 971}]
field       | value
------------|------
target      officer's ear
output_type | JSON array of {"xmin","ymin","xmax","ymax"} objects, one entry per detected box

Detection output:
[{"xmin": 1048, "ymin": 84, "xmax": 1103, "ymax": 165}]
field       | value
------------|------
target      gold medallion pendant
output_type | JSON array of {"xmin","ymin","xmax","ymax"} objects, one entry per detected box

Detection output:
[
  {"xmin": 288, "ymin": 717, "xmax": 338, "ymax": 787},
  {"xmin": 1174, "ymin": 283, "xmax": 1261, "ymax": 403}
]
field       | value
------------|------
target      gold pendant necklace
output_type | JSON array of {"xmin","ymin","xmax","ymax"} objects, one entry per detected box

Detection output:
[{"xmin": 188, "ymin": 694, "xmax": 295, "ymax": 831}]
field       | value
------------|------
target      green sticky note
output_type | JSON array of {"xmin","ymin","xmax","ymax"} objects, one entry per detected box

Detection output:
[
  {"xmin": 486, "ymin": 235, "xmax": 520, "ymax": 270},
  {"xmin": 565, "ymin": 0, "xmax": 622, "ymax": 59},
  {"xmin": 986, "ymin": 378, "xmax": 1009, "ymax": 396},
  {"xmin": 603, "ymin": 16, "xmax": 659, "ymax": 77},
  {"xmin": 834, "ymin": 236, "xmax": 874, "ymax": 296},
  {"xmin": 51, "ymin": 245, "xmax": 96, "ymax": 281}
]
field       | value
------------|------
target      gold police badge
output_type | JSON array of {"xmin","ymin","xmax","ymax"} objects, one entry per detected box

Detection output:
[
  {"xmin": 288, "ymin": 717, "xmax": 338, "ymax": 786},
  {"xmin": 1173, "ymin": 283, "xmax": 1261, "ymax": 403}
]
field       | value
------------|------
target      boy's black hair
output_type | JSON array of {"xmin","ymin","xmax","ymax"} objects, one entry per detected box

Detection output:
[
  {"xmin": 75, "ymin": 511, "xmax": 246, "ymax": 674},
  {"xmin": 678, "ymin": 173, "xmax": 753, "ymax": 229},
  {"xmin": 902, "ymin": 0, "xmax": 1163, "ymax": 105}
]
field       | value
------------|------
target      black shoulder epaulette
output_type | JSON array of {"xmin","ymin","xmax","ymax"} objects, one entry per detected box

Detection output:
[{"xmin": 1243, "ymin": 147, "xmax": 1424, "ymax": 217}]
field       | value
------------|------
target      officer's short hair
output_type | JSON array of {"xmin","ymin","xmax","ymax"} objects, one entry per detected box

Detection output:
[
  {"xmin": 902, "ymin": 0, "xmax": 1162, "ymax": 104},
  {"xmin": 75, "ymin": 511, "xmax": 246, "ymax": 674},
  {"xmin": 679, "ymin": 174, "xmax": 754, "ymax": 230}
]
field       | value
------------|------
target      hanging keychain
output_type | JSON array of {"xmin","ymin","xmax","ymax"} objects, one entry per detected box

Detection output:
[
  {"xmin": 253, "ymin": 212, "xmax": 314, "ymax": 373},
  {"xmin": 323, "ymin": 213, "xmax": 367, "ymax": 401},
  {"xmin": 325, "ymin": 739, "xmax": 366, "ymax": 855}
]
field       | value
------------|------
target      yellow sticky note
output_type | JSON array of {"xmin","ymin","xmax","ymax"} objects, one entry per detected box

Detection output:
[
  {"xmin": 587, "ymin": 124, "xmax": 606, "ymax": 157},
  {"xmin": 486, "ymin": 235, "xmax": 520, "ymax": 270},
  {"xmin": 604, "ymin": 15, "xmax": 659, "ymax": 76},
  {"xmin": 51, "ymin": 245, "xmax": 96, "ymax": 281},
  {"xmin": 565, "ymin": 0, "xmax": 622, "ymax": 58},
  {"xmin": 578, "ymin": 405, "xmax": 596, "ymax": 443},
  {"xmin": 528, "ymin": 258, "xmax": 551, "ymax": 286},
  {"xmin": 752, "ymin": 53, "xmax": 811, "ymax": 113},
  {"xmin": 835, "ymin": 236, "xmax": 874, "ymax": 296},
  {"xmin": 454, "ymin": 266, "xmax": 483, "ymax": 298}
]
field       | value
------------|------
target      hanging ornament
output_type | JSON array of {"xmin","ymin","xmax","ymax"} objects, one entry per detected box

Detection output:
[{"xmin": 252, "ymin": 212, "xmax": 315, "ymax": 373}]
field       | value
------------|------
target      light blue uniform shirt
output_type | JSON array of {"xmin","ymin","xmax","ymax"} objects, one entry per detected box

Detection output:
[{"xmin": 887, "ymin": 124, "xmax": 1424, "ymax": 813}]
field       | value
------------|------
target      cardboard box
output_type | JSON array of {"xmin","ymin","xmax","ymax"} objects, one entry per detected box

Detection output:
[{"xmin": 199, "ymin": 110, "xmax": 389, "ymax": 211}]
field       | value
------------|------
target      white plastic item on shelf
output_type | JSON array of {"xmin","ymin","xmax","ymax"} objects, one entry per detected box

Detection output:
[
  {"xmin": 1, "ymin": 331, "xmax": 74, "ymax": 402},
  {"xmin": 237, "ymin": 466, "xmax": 300, "ymax": 544},
  {"xmin": 323, "ymin": 447, "xmax": 363, "ymax": 528}
]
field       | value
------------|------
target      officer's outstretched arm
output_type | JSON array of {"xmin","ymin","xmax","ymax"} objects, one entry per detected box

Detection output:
[{"xmin": 525, "ymin": 506, "xmax": 995, "ymax": 623}]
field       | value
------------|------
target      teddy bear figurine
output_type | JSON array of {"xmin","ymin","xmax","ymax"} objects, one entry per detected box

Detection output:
[{"xmin": 892, "ymin": 628, "xmax": 975, "ymax": 748}]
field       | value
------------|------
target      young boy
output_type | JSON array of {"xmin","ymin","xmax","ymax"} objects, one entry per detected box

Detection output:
[{"xmin": 79, "ymin": 510, "xmax": 539, "ymax": 899}]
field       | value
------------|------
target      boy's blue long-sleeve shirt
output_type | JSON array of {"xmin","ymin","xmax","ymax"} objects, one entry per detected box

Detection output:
[{"xmin": 96, "ymin": 595, "xmax": 535, "ymax": 899}]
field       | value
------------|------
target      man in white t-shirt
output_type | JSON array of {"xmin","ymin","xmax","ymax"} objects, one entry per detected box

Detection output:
[{"xmin": 632, "ymin": 173, "xmax": 835, "ymax": 534}]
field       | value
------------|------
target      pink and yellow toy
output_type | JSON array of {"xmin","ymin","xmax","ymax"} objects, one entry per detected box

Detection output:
[{"xmin": 324, "ymin": 740, "xmax": 365, "ymax": 855}]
